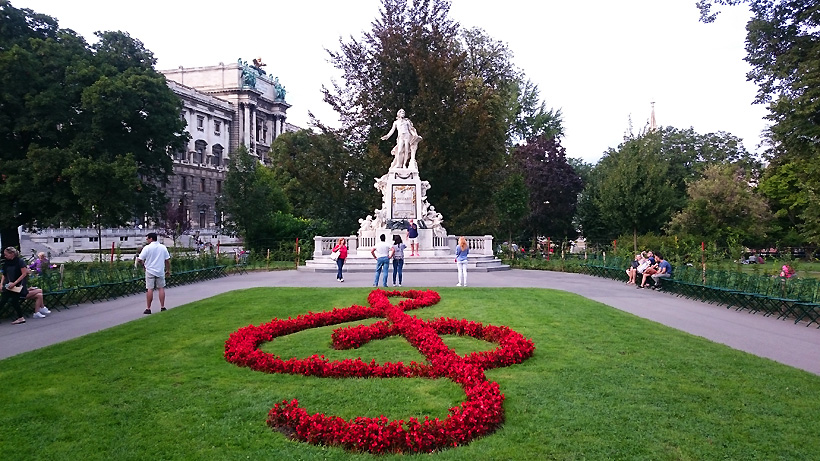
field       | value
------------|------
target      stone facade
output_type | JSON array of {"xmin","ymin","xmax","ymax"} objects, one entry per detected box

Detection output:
[{"xmin": 161, "ymin": 60, "xmax": 299, "ymax": 231}]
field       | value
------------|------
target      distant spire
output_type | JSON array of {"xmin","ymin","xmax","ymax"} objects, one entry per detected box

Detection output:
[{"xmin": 649, "ymin": 101, "xmax": 657, "ymax": 132}]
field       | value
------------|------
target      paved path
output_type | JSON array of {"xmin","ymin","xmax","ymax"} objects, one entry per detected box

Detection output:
[{"xmin": 2, "ymin": 269, "xmax": 818, "ymax": 375}]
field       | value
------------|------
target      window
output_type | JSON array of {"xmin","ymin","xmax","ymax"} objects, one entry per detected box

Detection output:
[
  {"xmin": 212, "ymin": 144, "xmax": 223, "ymax": 167},
  {"xmin": 214, "ymin": 120, "xmax": 221, "ymax": 136},
  {"xmin": 89, "ymin": 237, "xmax": 99, "ymax": 242},
  {"xmin": 200, "ymin": 178, "xmax": 206, "ymax": 192},
  {"xmin": 181, "ymin": 176, "xmax": 187, "ymax": 190},
  {"xmin": 199, "ymin": 211, "xmax": 206, "ymax": 228},
  {"xmin": 53, "ymin": 237, "xmax": 64, "ymax": 243},
  {"xmin": 216, "ymin": 180, "xmax": 222, "ymax": 194},
  {"xmin": 194, "ymin": 140, "xmax": 207, "ymax": 164},
  {"xmin": 196, "ymin": 115, "xmax": 204, "ymax": 131},
  {"xmin": 263, "ymin": 126, "xmax": 268, "ymax": 143},
  {"xmin": 120, "ymin": 236, "xmax": 128, "ymax": 241}
]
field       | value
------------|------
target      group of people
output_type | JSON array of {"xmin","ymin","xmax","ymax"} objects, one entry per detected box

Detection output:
[
  {"xmin": 625, "ymin": 250, "xmax": 673, "ymax": 289},
  {"xmin": 331, "ymin": 232, "xmax": 471, "ymax": 288},
  {"xmin": 1, "ymin": 233, "xmax": 172, "ymax": 324},
  {"xmin": 0, "ymin": 247, "xmax": 52, "ymax": 324}
]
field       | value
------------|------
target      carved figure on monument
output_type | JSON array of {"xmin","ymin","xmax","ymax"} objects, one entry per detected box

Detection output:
[
  {"xmin": 374, "ymin": 174, "xmax": 388, "ymax": 194},
  {"xmin": 420, "ymin": 180, "xmax": 431, "ymax": 200},
  {"xmin": 359, "ymin": 215, "xmax": 374, "ymax": 231},
  {"xmin": 381, "ymin": 109, "xmax": 422, "ymax": 169},
  {"xmin": 373, "ymin": 208, "xmax": 387, "ymax": 229}
]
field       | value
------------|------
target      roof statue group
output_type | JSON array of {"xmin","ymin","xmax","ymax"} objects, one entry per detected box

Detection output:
[{"xmin": 239, "ymin": 57, "xmax": 286, "ymax": 100}]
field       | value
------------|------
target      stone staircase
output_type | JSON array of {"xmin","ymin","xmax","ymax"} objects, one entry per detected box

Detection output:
[{"xmin": 301, "ymin": 253, "xmax": 508, "ymax": 273}]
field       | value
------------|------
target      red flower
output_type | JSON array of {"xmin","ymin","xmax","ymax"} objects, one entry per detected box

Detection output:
[{"xmin": 225, "ymin": 289, "xmax": 534, "ymax": 454}]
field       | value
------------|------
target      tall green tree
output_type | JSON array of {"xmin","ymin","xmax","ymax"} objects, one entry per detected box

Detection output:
[
  {"xmin": 218, "ymin": 145, "xmax": 290, "ymax": 250},
  {"xmin": 0, "ymin": 1, "xmax": 188, "ymax": 247},
  {"xmin": 268, "ymin": 129, "xmax": 372, "ymax": 234},
  {"xmin": 322, "ymin": 0, "xmax": 561, "ymax": 235},
  {"xmin": 580, "ymin": 133, "xmax": 674, "ymax": 250},
  {"xmin": 698, "ymin": 0, "xmax": 820, "ymax": 244},
  {"xmin": 668, "ymin": 163, "xmax": 772, "ymax": 247}
]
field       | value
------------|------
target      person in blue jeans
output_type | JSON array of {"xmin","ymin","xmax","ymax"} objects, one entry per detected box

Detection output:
[
  {"xmin": 391, "ymin": 235, "xmax": 407, "ymax": 286},
  {"xmin": 455, "ymin": 236, "xmax": 469, "ymax": 286},
  {"xmin": 370, "ymin": 234, "xmax": 393, "ymax": 287}
]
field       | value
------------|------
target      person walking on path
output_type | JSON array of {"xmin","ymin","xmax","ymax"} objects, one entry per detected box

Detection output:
[
  {"xmin": 136, "ymin": 233, "xmax": 171, "ymax": 314},
  {"xmin": 371, "ymin": 234, "xmax": 393, "ymax": 287},
  {"xmin": 406, "ymin": 219, "xmax": 419, "ymax": 256},
  {"xmin": 332, "ymin": 238, "xmax": 348, "ymax": 282},
  {"xmin": 455, "ymin": 236, "xmax": 469, "ymax": 287},
  {"xmin": 391, "ymin": 235, "xmax": 407, "ymax": 287},
  {"xmin": 1, "ymin": 247, "xmax": 34, "ymax": 324}
]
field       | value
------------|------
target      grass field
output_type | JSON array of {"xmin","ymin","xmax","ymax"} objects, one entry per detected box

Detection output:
[{"xmin": 1, "ymin": 287, "xmax": 818, "ymax": 460}]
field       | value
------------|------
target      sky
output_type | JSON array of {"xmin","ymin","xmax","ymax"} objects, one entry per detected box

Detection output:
[{"xmin": 13, "ymin": 0, "xmax": 769, "ymax": 163}]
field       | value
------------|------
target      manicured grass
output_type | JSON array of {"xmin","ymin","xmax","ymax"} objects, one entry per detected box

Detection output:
[{"xmin": 1, "ymin": 287, "xmax": 819, "ymax": 459}]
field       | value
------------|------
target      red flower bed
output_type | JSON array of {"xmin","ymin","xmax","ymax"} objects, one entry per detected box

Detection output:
[{"xmin": 224, "ymin": 289, "xmax": 535, "ymax": 454}]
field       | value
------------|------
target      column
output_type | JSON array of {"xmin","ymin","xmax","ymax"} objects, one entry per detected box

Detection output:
[{"xmin": 243, "ymin": 104, "xmax": 250, "ymax": 147}]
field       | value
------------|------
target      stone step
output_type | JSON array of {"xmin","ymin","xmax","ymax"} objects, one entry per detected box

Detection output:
[{"xmin": 301, "ymin": 255, "xmax": 509, "ymax": 273}]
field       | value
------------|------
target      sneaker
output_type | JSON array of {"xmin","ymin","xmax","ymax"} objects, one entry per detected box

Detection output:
[
  {"xmin": 398, "ymin": 283, "xmax": 402, "ymax": 287},
  {"xmin": 143, "ymin": 309, "xmax": 152, "ymax": 315},
  {"xmin": 160, "ymin": 307, "xmax": 167, "ymax": 311},
  {"xmin": 39, "ymin": 306, "xmax": 51, "ymax": 315},
  {"xmin": 12, "ymin": 317, "xmax": 25, "ymax": 325},
  {"xmin": 456, "ymin": 283, "xmax": 462, "ymax": 287},
  {"xmin": 33, "ymin": 312, "xmax": 46, "ymax": 319},
  {"xmin": 340, "ymin": 278, "xmax": 344, "ymax": 282}
]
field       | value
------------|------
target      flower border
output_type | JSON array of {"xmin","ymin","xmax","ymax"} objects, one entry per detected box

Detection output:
[{"xmin": 224, "ymin": 289, "xmax": 535, "ymax": 454}]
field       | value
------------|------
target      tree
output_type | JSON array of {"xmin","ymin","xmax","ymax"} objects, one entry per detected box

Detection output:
[
  {"xmin": 511, "ymin": 136, "xmax": 583, "ymax": 240},
  {"xmin": 322, "ymin": 0, "xmax": 562, "ymax": 235},
  {"xmin": 698, "ymin": 0, "xmax": 820, "ymax": 244},
  {"xmin": 493, "ymin": 170, "xmax": 529, "ymax": 247},
  {"xmin": 583, "ymin": 134, "xmax": 674, "ymax": 250},
  {"xmin": 668, "ymin": 163, "xmax": 772, "ymax": 247},
  {"xmin": 268, "ymin": 129, "xmax": 372, "ymax": 234},
  {"xmin": 0, "ymin": 2, "xmax": 188, "ymax": 248},
  {"xmin": 160, "ymin": 198, "xmax": 192, "ymax": 248},
  {"xmin": 218, "ymin": 145, "xmax": 291, "ymax": 251},
  {"xmin": 67, "ymin": 155, "xmax": 141, "ymax": 260}
]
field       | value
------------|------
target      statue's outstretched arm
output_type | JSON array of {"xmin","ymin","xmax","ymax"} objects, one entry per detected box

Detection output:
[{"xmin": 381, "ymin": 121, "xmax": 397, "ymax": 141}]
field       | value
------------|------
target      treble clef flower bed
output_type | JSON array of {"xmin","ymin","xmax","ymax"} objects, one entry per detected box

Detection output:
[{"xmin": 223, "ymin": 289, "xmax": 535, "ymax": 454}]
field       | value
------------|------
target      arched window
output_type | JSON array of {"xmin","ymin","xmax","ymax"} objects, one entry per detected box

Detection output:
[
  {"xmin": 212, "ymin": 144, "xmax": 224, "ymax": 167},
  {"xmin": 194, "ymin": 140, "xmax": 207, "ymax": 164}
]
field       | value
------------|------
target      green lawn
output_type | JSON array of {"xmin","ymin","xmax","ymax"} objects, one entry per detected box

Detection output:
[{"xmin": 1, "ymin": 287, "xmax": 818, "ymax": 460}]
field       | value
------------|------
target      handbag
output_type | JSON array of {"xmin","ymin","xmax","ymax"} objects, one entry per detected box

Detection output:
[
  {"xmin": 5, "ymin": 284, "xmax": 22, "ymax": 293},
  {"xmin": 330, "ymin": 250, "xmax": 340, "ymax": 261}
]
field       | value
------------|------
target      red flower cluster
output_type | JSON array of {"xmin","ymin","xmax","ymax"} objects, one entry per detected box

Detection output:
[{"xmin": 224, "ymin": 289, "xmax": 535, "ymax": 454}]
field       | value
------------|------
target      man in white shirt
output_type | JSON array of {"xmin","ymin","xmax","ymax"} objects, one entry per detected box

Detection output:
[
  {"xmin": 136, "ymin": 232, "xmax": 171, "ymax": 314},
  {"xmin": 370, "ymin": 234, "xmax": 393, "ymax": 287}
]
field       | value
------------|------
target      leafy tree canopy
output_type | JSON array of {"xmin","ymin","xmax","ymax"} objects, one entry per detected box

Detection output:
[{"xmin": 0, "ymin": 1, "xmax": 188, "ymax": 247}]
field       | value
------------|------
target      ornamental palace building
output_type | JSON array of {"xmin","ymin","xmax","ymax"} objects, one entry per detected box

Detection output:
[{"xmin": 159, "ymin": 58, "xmax": 298, "ymax": 230}]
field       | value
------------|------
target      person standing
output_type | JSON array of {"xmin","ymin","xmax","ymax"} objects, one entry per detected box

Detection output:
[
  {"xmin": 332, "ymin": 238, "xmax": 348, "ymax": 282},
  {"xmin": 391, "ymin": 235, "xmax": 407, "ymax": 287},
  {"xmin": 406, "ymin": 219, "xmax": 419, "ymax": 256},
  {"xmin": 370, "ymin": 234, "xmax": 392, "ymax": 288},
  {"xmin": 1, "ymin": 247, "xmax": 33, "ymax": 324},
  {"xmin": 455, "ymin": 236, "xmax": 469, "ymax": 287},
  {"xmin": 136, "ymin": 233, "xmax": 171, "ymax": 314}
]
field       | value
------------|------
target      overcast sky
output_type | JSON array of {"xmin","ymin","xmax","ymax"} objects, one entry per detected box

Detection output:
[{"xmin": 14, "ymin": 0, "xmax": 769, "ymax": 163}]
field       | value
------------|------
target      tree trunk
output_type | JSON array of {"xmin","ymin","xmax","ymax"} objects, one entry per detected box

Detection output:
[
  {"xmin": 633, "ymin": 227, "xmax": 638, "ymax": 252},
  {"xmin": 0, "ymin": 226, "xmax": 21, "ymax": 250}
]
